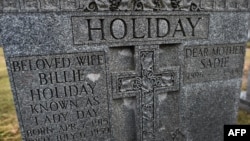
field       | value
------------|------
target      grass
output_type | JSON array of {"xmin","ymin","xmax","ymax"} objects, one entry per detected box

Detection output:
[
  {"xmin": 0, "ymin": 48, "xmax": 21, "ymax": 141},
  {"xmin": 0, "ymin": 46, "xmax": 250, "ymax": 141},
  {"xmin": 241, "ymin": 47, "xmax": 250, "ymax": 91},
  {"xmin": 237, "ymin": 45, "xmax": 250, "ymax": 124},
  {"xmin": 247, "ymin": 42, "xmax": 250, "ymax": 48},
  {"xmin": 238, "ymin": 110, "xmax": 250, "ymax": 124}
]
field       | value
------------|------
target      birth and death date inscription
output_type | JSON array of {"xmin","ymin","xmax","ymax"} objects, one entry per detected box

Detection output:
[{"xmin": 9, "ymin": 51, "xmax": 111, "ymax": 141}]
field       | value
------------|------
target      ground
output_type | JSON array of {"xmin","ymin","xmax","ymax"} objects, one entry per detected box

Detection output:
[
  {"xmin": 0, "ymin": 48, "xmax": 21, "ymax": 141},
  {"xmin": 241, "ymin": 47, "xmax": 250, "ymax": 91}
]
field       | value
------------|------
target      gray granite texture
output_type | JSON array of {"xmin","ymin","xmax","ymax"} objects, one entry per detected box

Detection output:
[
  {"xmin": 0, "ymin": 0, "xmax": 249, "ymax": 141},
  {"xmin": 0, "ymin": 0, "xmax": 250, "ymax": 12}
]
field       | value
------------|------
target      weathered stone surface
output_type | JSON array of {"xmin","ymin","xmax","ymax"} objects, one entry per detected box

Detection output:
[
  {"xmin": 0, "ymin": 0, "xmax": 250, "ymax": 12},
  {"xmin": 71, "ymin": 13, "xmax": 209, "ymax": 45},
  {"xmin": 0, "ymin": 0, "xmax": 248, "ymax": 141},
  {"xmin": 184, "ymin": 44, "xmax": 245, "ymax": 83},
  {"xmin": 9, "ymin": 52, "xmax": 111, "ymax": 141}
]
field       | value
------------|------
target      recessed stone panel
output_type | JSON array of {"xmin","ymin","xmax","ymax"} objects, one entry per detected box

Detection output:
[
  {"xmin": 9, "ymin": 51, "xmax": 111, "ymax": 141},
  {"xmin": 71, "ymin": 13, "xmax": 209, "ymax": 45},
  {"xmin": 184, "ymin": 44, "xmax": 245, "ymax": 83}
]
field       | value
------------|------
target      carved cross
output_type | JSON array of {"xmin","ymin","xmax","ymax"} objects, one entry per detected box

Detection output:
[{"xmin": 111, "ymin": 45, "xmax": 180, "ymax": 141}]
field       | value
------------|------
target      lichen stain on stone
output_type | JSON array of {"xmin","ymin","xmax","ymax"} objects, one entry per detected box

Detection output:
[
  {"xmin": 119, "ymin": 49, "xmax": 133, "ymax": 56},
  {"xmin": 159, "ymin": 126, "xmax": 166, "ymax": 131},
  {"xmin": 87, "ymin": 73, "xmax": 101, "ymax": 82},
  {"xmin": 123, "ymin": 98, "xmax": 136, "ymax": 110},
  {"xmin": 158, "ymin": 94, "xmax": 167, "ymax": 104}
]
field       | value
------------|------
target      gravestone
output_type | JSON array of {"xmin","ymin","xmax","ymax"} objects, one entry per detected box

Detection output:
[{"xmin": 0, "ymin": 0, "xmax": 248, "ymax": 141}]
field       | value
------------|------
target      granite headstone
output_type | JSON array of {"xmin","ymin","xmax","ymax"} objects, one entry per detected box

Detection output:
[{"xmin": 0, "ymin": 0, "xmax": 248, "ymax": 141}]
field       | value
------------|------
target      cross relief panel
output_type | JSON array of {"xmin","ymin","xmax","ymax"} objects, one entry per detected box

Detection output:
[{"xmin": 111, "ymin": 45, "xmax": 180, "ymax": 141}]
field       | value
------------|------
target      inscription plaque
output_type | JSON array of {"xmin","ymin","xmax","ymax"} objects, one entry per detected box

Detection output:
[
  {"xmin": 72, "ymin": 13, "xmax": 209, "ymax": 45},
  {"xmin": 184, "ymin": 44, "xmax": 245, "ymax": 83},
  {"xmin": 9, "ymin": 52, "xmax": 111, "ymax": 141}
]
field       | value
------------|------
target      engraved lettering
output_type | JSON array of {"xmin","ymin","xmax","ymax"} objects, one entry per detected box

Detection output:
[
  {"xmin": 11, "ymin": 57, "xmax": 71, "ymax": 72},
  {"xmin": 30, "ymin": 100, "xmax": 78, "ymax": 113},
  {"xmin": 77, "ymin": 108, "xmax": 98, "ymax": 119},
  {"xmin": 30, "ymin": 84, "xmax": 95, "ymax": 101},
  {"xmin": 12, "ymin": 61, "xmax": 21, "ymax": 72},
  {"xmin": 184, "ymin": 45, "xmax": 245, "ymax": 83},
  {"xmin": 10, "ymin": 52, "xmax": 110, "ymax": 140},
  {"xmin": 38, "ymin": 70, "xmax": 85, "ymax": 85},
  {"xmin": 132, "ymin": 18, "xmax": 145, "ymax": 38},
  {"xmin": 26, "ymin": 127, "xmax": 54, "ymax": 137},
  {"xmin": 185, "ymin": 48, "xmax": 209, "ymax": 58},
  {"xmin": 156, "ymin": 18, "xmax": 170, "ymax": 38},
  {"xmin": 76, "ymin": 54, "xmax": 104, "ymax": 66},
  {"xmin": 59, "ymin": 123, "xmax": 77, "ymax": 132},
  {"xmin": 110, "ymin": 18, "xmax": 127, "ymax": 39},
  {"xmin": 201, "ymin": 57, "xmax": 229, "ymax": 69},
  {"xmin": 72, "ymin": 14, "xmax": 209, "ymax": 45},
  {"xmin": 187, "ymin": 17, "xmax": 202, "ymax": 36},
  {"xmin": 173, "ymin": 18, "xmax": 186, "ymax": 37},
  {"xmin": 87, "ymin": 19, "xmax": 105, "ymax": 41},
  {"xmin": 147, "ymin": 18, "xmax": 152, "ymax": 38}
]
